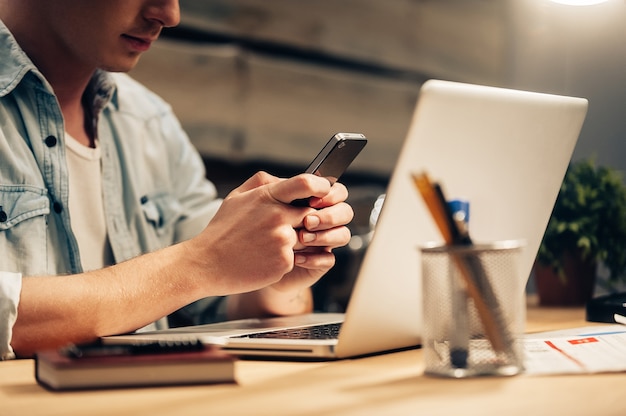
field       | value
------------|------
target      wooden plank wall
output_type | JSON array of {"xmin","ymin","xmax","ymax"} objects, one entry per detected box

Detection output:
[{"xmin": 130, "ymin": 0, "xmax": 508, "ymax": 177}]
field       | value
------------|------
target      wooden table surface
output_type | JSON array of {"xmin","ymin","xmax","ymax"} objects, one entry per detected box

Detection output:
[{"xmin": 2, "ymin": 304, "xmax": 624, "ymax": 416}]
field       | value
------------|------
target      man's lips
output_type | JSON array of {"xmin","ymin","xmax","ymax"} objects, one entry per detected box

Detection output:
[{"xmin": 121, "ymin": 34, "xmax": 155, "ymax": 52}]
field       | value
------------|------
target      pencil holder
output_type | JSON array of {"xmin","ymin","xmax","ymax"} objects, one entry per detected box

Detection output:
[{"xmin": 420, "ymin": 240, "xmax": 525, "ymax": 378}]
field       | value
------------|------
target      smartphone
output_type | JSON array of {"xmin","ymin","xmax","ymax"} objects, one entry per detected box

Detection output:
[{"xmin": 291, "ymin": 132, "xmax": 367, "ymax": 206}]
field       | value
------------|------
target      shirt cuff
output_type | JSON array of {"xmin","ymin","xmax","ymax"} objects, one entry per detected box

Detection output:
[{"xmin": 0, "ymin": 271, "xmax": 22, "ymax": 360}]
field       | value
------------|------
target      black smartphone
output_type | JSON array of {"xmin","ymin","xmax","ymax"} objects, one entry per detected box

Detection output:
[{"xmin": 291, "ymin": 132, "xmax": 367, "ymax": 206}]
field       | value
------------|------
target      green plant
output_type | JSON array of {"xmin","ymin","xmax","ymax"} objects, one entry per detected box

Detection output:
[{"xmin": 537, "ymin": 158, "xmax": 626, "ymax": 283}]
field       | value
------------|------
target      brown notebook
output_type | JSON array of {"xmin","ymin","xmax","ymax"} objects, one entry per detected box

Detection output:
[{"xmin": 35, "ymin": 344, "xmax": 236, "ymax": 390}]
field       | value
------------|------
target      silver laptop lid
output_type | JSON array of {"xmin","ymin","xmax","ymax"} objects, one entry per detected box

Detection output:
[{"xmin": 335, "ymin": 79, "xmax": 588, "ymax": 357}]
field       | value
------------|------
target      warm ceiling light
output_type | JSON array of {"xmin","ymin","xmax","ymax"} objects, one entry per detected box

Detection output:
[{"xmin": 550, "ymin": 0, "xmax": 610, "ymax": 5}]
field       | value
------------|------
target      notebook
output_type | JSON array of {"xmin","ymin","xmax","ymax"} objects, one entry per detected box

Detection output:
[{"xmin": 103, "ymin": 79, "xmax": 588, "ymax": 359}]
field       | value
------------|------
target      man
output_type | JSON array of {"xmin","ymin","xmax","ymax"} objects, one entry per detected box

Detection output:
[{"xmin": 0, "ymin": 0, "xmax": 354, "ymax": 359}]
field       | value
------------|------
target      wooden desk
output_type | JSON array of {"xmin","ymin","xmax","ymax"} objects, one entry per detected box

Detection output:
[{"xmin": 2, "ymin": 306, "xmax": 624, "ymax": 416}]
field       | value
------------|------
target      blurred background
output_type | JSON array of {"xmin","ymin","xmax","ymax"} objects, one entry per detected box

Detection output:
[{"xmin": 130, "ymin": 0, "xmax": 626, "ymax": 311}]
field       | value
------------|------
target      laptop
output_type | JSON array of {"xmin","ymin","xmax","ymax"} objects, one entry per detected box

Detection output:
[{"xmin": 103, "ymin": 80, "xmax": 588, "ymax": 359}]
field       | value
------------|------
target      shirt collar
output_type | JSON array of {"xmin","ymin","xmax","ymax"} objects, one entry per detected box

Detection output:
[
  {"xmin": 0, "ymin": 19, "xmax": 43, "ymax": 97},
  {"xmin": 85, "ymin": 69, "xmax": 119, "ymax": 113}
]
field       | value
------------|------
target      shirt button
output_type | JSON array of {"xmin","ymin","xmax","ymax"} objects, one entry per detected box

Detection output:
[
  {"xmin": 0, "ymin": 207, "xmax": 7, "ymax": 223},
  {"xmin": 44, "ymin": 135, "xmax": 57, "ymax": 147},
  {"xmin": 53, "ymin": 201, "xmax": 63, "ymax": 214}
]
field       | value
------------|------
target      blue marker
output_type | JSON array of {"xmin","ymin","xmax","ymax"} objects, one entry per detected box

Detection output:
[
  {"xmin": 447, "ymin": 198, "xmax": 471, "ymax": 369},
  {"xmin": 448, "ymin": 199, "xmax": 470, "ymax": 223}
]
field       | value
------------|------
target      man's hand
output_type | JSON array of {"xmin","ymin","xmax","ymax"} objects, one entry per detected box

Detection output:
[
  {"xmin": 276, "ymin": 179, "xmax": 353, "ymax": 291},
  {"xmin": 189, "ymin": 171, "xmax": 353, "ymax": 318}
]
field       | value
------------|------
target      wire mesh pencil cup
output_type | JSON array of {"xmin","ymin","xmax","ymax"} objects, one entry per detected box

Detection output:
[{"xmin": 420, "ymin": 240, "xmax": 526, "ymax": 378}]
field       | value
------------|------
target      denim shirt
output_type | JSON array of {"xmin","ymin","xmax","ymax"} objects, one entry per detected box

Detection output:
[{"xmin": 0, "ymin": 21, "xmax": 223, "ymax": 358}]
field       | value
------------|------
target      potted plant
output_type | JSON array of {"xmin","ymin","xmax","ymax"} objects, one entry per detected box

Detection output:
[{"xmin": 534, "ymin": 158, "xmax": 626, "ymax": 306}]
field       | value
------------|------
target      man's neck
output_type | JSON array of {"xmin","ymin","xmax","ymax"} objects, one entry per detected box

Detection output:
[
  {"xmin": 61, "ymin": 96, "xmax": 94, "ymax": 148},
  {"xmin": 44, "ymin": 72, "xmax": 95, "ymax": 148}
]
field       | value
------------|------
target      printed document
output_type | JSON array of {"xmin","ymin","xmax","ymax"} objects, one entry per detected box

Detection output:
[{"xmin": 523, "ymin": 325, "xmax": 626, "ymax": 375}]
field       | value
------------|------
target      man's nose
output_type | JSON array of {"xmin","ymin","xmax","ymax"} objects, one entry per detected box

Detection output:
[{"xmin": 145, "ymin": 0, "xmax": 181, "ymax": 28}]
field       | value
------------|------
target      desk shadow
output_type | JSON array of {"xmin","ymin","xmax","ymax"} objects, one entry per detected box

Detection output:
[
  {"xmin": 2, "ymin": 382, "xmax": 45, "ymax": 395},
  {"xmin": 158, "ymin": 350, "xmax": 518, "ymax": 415}
]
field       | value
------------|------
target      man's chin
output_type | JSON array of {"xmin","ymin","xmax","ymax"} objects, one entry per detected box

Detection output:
[{"xmin": 100, "ymin": 56, "xmax": 142, "ymax": 73}]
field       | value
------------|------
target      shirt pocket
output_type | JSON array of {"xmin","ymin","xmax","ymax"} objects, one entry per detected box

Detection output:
[
  {"xmin": 140, "ymin": 192, "xmax": 184, "ymax": 240},
  {"xmin": 0, "ymin": 186, "xmax": 50, "ymax": 230},
  {"xmin": 0, "ymin": 186, "xmax": 50, "ymax": 273}
]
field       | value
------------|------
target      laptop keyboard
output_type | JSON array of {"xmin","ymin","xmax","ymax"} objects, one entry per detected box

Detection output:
[{"xmin": 233, "ymin": 322, "xmax": 342, "ymax": 340}]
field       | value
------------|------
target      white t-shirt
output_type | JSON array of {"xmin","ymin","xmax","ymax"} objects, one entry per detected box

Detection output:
[{"xmin": 64, "ymin": 133, "xmax": 114, "ymax": 271}]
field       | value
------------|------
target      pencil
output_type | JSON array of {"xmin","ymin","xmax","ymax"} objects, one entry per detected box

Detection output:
[{"xmin": 412, "ymin": 172, "xmax": 452, "ymax": 244}]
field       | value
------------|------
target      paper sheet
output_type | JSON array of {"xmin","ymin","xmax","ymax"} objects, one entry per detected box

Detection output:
[{"xmin": 523, "ymin": 325, "xmax": 626, "ymax": 375}]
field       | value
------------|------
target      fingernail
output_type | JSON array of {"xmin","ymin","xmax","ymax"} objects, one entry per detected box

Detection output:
[
  {"xmin": 295, "ymin": 254, "xmax": 307, "ymax": 264},
  {"xmin": 301, "ymin": 232, "xmax": 316, "ymax": 243},
  {"xmin": 305, "ymin": 215, "xmax": 320, "ymax": 229}
]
